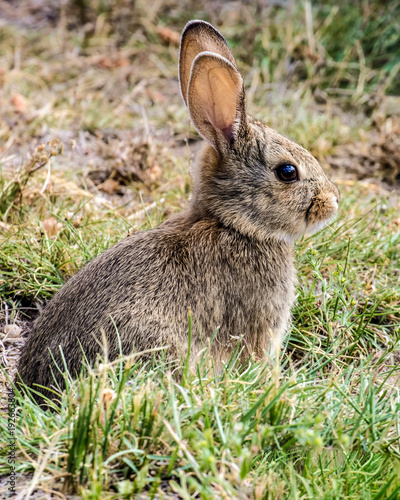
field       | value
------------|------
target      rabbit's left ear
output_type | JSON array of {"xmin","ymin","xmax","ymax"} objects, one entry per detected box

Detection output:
[
  {"xmin": 179, "ymin": 20, "xmax": 237, "ymax": 107},
  {"xmin": 187, "ymin": 51, "xmax": 246, "ymax": 151}
]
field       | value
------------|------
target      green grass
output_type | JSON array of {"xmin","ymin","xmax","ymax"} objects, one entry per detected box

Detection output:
[
  {"xmin": 2, "ymin": 336, "xmax": 400, "ymax": 498},
  {"xmin": 233, "ymin": 1, "xmax": 400, "ymax": 97},
  {"xmin": 1, "ymin": 0, "xmax": 400, "ymax": 498},
  {"xmin": 1, "ymin": 182, "xmax": 400, "ymax": 498}
]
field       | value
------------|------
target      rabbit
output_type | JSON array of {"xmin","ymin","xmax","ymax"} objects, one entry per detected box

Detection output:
[{"xmin": 17, "ymin": 20, "xmax": 339, "ymax": 403}]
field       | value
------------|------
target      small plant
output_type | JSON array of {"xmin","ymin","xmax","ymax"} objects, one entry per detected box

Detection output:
[{"xmin": 0, "ymin": 139, "xmax": 63, "ymax": 218}]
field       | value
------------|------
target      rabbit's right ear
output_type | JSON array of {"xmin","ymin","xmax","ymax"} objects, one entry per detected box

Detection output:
[
  {"xmin": 187, "ymin": 52, "xmax": 246, "ymax": 151},
  {"xmin": 179, "ymin": 20, "xmax": 237, "ymax": 107}
]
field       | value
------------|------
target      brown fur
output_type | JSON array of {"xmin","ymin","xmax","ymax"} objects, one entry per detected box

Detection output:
[{"xmin": 17, "ymin": 21, "xmax": 339, "ymax": 402}]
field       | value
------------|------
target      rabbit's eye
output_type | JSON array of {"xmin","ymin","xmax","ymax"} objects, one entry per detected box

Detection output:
[{"xmin": 275, "ymin": 164, "xmax": 298, "ymax": 183}]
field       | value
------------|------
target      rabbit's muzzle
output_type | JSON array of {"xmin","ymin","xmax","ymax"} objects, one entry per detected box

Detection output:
[{"xmin": 305, "ymin": 184, "xmax": 339, "ymax": 234}]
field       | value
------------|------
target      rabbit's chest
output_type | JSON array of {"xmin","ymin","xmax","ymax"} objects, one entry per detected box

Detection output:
[
  {"xmin": 228, "ymin": 261, "xmax": 295, "ymax": 321},
  {"xmin": 193, "ymin": 247, "xmax": 296, "ymax": 335}
]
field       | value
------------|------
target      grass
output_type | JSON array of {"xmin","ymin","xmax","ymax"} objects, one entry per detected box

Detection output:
[
  {"xmin": 0, "ymin": 0, "xmax": 400, "ymax": 498},
  {"xmin": 1, "ymin": 342, "xmax": 400, "ymax": 498},
  {"xmin": 2, "ymin": 300, "xmax": 400, "ymax": 499},
  {"xmin": 1, "ymin": 181, "xmax": 399, "ymax": 498}
]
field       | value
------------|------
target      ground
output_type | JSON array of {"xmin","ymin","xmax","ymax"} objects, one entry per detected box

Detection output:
[{"xmin": 0, "ymin": 1, "xmax": 399, "ymax": 499}]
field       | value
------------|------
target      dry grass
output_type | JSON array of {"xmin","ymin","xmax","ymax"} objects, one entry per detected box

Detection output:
[{"xmin": 0, "ymin": 1, "xmax": 399, "ymax": 498}]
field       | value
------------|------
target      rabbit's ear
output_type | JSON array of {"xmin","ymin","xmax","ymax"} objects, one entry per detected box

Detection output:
[
  {"xmin": 179, "ymin": 20, "xmax": 237, "ymax": 107},
  {"xmin": 187, "ymin": 52, "xmax": 246, "ymax": 150}
]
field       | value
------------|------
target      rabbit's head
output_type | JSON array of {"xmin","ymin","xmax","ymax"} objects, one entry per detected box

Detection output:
[{"xmin": 179, "ymin": 21, "xmax": 338, "ymax": 243}]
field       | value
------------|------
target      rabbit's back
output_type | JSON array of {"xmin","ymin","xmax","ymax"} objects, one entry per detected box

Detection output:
[{"xmin": 18, "ymin": 213, "xmax": 295, "ymax": 394}]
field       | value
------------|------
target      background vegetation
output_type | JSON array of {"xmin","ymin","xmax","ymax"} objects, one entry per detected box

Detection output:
[{"xmin": 0, "ymin": 0, "xmax": 399, "ymax": 498}]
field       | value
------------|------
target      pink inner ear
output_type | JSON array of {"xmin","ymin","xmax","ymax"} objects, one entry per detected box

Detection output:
[
  {"xmin": 187, "ymin": 52, "xmax": 244, "ymax": 148},
  {"xmin": 222, "ymin": 126, "xmax": 235, "ymax": 144},
  {"xmin": 206, "ymin": 66, "xmax": 239, "ymax": 137}
]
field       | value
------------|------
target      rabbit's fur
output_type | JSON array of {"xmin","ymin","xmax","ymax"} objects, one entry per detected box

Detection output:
[{"xmin": 18, "ymin": 21, "xmax": 339, "ymax": 402}]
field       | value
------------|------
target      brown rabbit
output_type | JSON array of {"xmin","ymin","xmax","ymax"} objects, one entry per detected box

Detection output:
[{"xmin": 17, "ymin": 21, "xmax": 339, "ymax": 402}]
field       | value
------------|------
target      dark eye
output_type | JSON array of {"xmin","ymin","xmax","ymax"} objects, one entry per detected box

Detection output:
[{"xmin": 275, "ymin": 164, "xmax": 298, "ymax": 183}]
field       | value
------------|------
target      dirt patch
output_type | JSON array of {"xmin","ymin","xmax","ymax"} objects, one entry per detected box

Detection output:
[
  {"xmin": 327, "ymin": 115, "xmax": 400, "ymax": 187},
  {"xmin": 0, "ymin": 472, "xmax": 182, "ymax": 499},
  {"xmin": 0, "ymin": 473, "xmax": 82, "ymax": 499},
  {"xmin": 84, "ymin": 131, "xmax": 163, "ymax": 195},
  {"xmin": 0, "ymin": 308, "xmax": 36, "ymax": 407}
]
